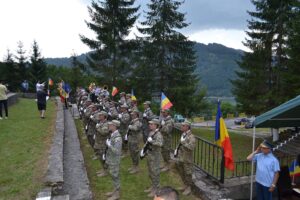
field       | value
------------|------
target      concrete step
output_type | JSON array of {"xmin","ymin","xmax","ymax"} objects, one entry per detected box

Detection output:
[
  {"xmin": 35, "ymin": 187, "xmax": 52, "ymax": 200},
  {"xmin": 52, "ymin": 195, "xmax": 69, "ymax": 200}
]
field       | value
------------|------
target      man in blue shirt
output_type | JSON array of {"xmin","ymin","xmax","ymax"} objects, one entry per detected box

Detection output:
[{"xmin": 247, "ymin": 140, "xmax": 280, "ymax": 200}]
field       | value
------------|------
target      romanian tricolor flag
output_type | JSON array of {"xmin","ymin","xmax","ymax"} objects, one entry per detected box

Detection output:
[
  {"xmin": 161, "ymin": 92, "xmax": 173, "ymax": 110},
  {"xmin": 131, "ymin": 89, "xmax": 137, "ymax": 101},
  {"xmin": 289, "ymin": 159, "xmax": 300, "ymax": 177},
  {"xmin": 215, "ymin": 101, "xmax": 234, "ymax": 171},
  {"xmin": 112, "ymin": 86, "xmax": 118, "ymax": 97},
  {"xmin": 48, "ymin": 78, "xmax": 54, "ymax": 86}
]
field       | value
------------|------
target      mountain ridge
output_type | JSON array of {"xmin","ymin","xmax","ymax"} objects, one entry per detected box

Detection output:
[{"xmin": 44, "ymin": 42, "xmax": 244, "ymax": 97}]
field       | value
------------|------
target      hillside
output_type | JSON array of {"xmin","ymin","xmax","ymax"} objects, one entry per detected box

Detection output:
[{"xmin": 45, "ymin": 42, "xmax": 243, "ymax": 97}]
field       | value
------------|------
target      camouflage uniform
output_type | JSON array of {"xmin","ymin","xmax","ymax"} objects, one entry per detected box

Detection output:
[
  {"xmin": 119, "ymin": 111, "xmax": 130, "ymax": 152},
  {"xmin": 95, "ymin": 119, "xmax": 109, "ymax": 171},
  {"xmin": 108, "ymin": 104, "xmax": 119, "ymax": 120},
  {"xmin": 142, "ymin": 108, "xmax": 155, "ymax": 142},
  {"xmin": 84, "ymin": 105, "xmax": 96, "ymax": 147},
  {"xmin": 106, "ymin": 130, "xmax": 122, "ymax": 191},
  {"xmin": 160, "ymin": 115, "xmax": 174, "ymax": 164},
  {"xmin": 119, "ymin": 96, "xmax": 126, "ymax": 105},
  {"xmin": 147, "ymin": 129, "xmax": 163, "ymax": 191},
  {"xmin": 176, "ymin": 130, "xmax": 196, "ymax": 187},
  {"xmin": 128, "ymin": 118, "xmax": 142, "ymax": 166}
]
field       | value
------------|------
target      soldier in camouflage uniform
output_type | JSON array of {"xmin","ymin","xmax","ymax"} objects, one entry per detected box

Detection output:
[
  {"xmin": 108, "ymin": 102, "xmax": 119, "ymax": 120},
  {"xmin": 125, "ymin": 93, "xmax": 132, "ymax": 106},
  {"xmin": 105, "ymin": 120, "xmax": 122, "ymax": 200},
  {"xmin": 174, "ymin": 121, "xmax": 196, "ymax": 196},
  {"xmin": 160, "ymin": 109, "xmax": 174, "ymax": 172},
  {"xmin": 127, "ymin": 110, "xmax": 142, "ymax": 174},
  {"xmin": 119, "ymin": 92, "xmax": 126, "ymax": 105},
  {"xmin": 118, "ymin": 104, "xmax": 131, "ymax": 156},
  {"xmin": 85, "ymin": 104, "xmax": 98, "ymax": 147},
  {"xmin": 95, "ymin": 111, "xmax": 110, "ymax": 177},
  {"xmin": 142, "ymin": 101, "xmax": 155, "ymax": 143},
  {"xmin": 144, "ymin": 119, "xmax": 163, "ymax": 197}
]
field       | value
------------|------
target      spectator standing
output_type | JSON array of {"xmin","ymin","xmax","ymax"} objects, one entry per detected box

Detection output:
[
  {"xmin": 36, "ymin": 86, "xmax": 48, "ymax": 119},
  {"xmin": 0, "ymin": 79, "xmax": 8, "ymax": 119},
  {"xmin": 247, "ymin": 140, "xmax": 280, "ymax": 200}
]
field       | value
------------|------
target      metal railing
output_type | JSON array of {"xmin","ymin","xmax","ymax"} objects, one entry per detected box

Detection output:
[
  {"xmin": 171, "ymin": 127, "xmax": 225, "ymax": 183},
  {"xmin": 226, "ymin": 152, "xmax": 296, "ymax": 179},
  {"xmin": 172, "ymin": 127, "xmax": 297, "ymax": 183}
]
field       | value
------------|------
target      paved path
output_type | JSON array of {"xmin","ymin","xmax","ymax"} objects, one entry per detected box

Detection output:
[{"xmin": 62, "ymin": 109, "xmax": 92, "ymax": 200}]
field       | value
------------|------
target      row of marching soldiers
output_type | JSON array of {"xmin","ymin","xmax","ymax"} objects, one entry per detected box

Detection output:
[{"xmin": 76, "ymin": 88, "xmax": 196, "ymax": 200}]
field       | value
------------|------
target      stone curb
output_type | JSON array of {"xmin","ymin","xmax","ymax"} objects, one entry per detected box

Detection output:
[{"xmin": 45, "ymin": 97, "xmax": 64, "ymax": 188}]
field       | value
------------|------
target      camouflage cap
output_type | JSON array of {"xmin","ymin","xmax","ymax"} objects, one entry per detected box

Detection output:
[
  {"xmin": 130, "ymin": 109, "xmax": 140, "ymax": 115},
  {"xmin": 149, "ymin": 118, "xmax": 160, "ymax": 125},
  {"xmin": 143, "ymin": 101, "xmax": 151, "ymax": 105},
  {"xmin": 181, "ymin": 120, "xmax": 191, "ymax": 127},
  {"xmin": 161, "ymin": 109, "xmax": 170, "ymax": 113},
  {"xmin": 120, "ymin": 92, "xmax": 125, "ymax": 95},
  {"xmin": 126, "ymin": 93, "xmax": 131, "ymax": 97},
  {"xmin": 108, "ymin": 120, "xmax": 120, "ymax": 127},
  {"xmin": 98, "ymin": 111, "xmax": 108, "ymax": 117},
  {"xmin": 120, "ymin": 104, "xmax": 128, "ymax": 109}
]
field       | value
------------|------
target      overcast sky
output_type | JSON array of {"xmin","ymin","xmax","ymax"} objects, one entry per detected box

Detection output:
[{"xmin": 0, "ymin": 0, "xmax": 254, "ymax": 59}]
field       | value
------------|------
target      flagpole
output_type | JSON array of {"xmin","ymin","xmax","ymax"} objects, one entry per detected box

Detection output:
[{"xmin": 250, "ymin": 125, "xmax": 256, "ymax": 200}]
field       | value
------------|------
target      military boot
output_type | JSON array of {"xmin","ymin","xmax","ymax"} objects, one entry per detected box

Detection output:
[
  {"xmin": 97, "ymin": 170, "xmax": 108, "ymax": 177},
  {"xmin": 105, "ymin": 191, "xmax": 114, "ymax": 197},
  {"xmin": 147, "ymin": 188, "xmax": 156, "ymax": 198},
  {"xmin": 127, "ymin": 166, "xmax": 133, "ymax": 172},
  {"xmin": 107, "ymin": 190, "xmax": 120, "ymax": 200},
  {"xmin": 143, "ymin": 186, "xmax": 152, "ymax": 193},
  {"xmin": 129, "ymin": 166, "xmax": 139, "ymax": 174},
  {"xmin": 182, "ymin": 186, "xmax": 191, "ymax": 196},
  {"xmin": 161, "ymin": 163, "xmax": 170, "ymax": 172}
]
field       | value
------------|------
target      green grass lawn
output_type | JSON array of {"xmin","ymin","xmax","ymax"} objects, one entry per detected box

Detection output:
[
  {"xmin": 75, "ymin": 120, "xmax": 201, "ymax": 200},
  {"xmin": 0, "ymin": 98, "xmax": 56, "ymax": 200}
]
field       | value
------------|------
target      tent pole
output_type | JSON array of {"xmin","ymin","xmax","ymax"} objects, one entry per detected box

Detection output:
[{"xmin": 250, "ymin": 126, "xmax": 256, "ymax": 200}]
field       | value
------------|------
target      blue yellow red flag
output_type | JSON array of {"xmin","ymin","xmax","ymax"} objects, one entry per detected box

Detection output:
[
  {"xmin": 161, "ymin": 92, "xmax": 173, "ymax": 110},
  {"xmin": 289, "ymin": 159, "xmax": 300, "ymax": 177},
  {"xmin": 215, "ymin": 101, "xmax": 234, "ymax": 171}
]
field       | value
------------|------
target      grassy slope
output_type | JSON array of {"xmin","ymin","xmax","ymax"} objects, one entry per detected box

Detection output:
[
  {"xmin": 75, "ymin": 120, "xmax": 201, "ymax": 200},
  {"xmin": 193, "ymin": 128, "xmax": 263, "ymax": 161},
  {"xmin": 0, "ymin": 98, "xmax": 56, "ymax": 200}
]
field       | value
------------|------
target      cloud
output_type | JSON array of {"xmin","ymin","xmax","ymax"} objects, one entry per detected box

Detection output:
[
  {"xmin": 187, "ymin": 29, "xmax": 249, "ymax": 51},
  {"xmin": 136, "ymin": 0, "xmax": 254, "ymax": 32},
  {"xmin": 0, "ymin": 0, "xmax": 94, "ymax": 58}
]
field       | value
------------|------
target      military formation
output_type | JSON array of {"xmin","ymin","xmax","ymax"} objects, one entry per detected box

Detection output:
[{"xmin": 76, "ymin": 84, "xmax": 196, "ymax": 200}]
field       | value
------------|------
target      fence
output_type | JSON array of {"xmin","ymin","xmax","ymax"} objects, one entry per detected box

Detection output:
[{"xmin": 172, "ymin": 127, "xmax": 297, "ymax": 183}]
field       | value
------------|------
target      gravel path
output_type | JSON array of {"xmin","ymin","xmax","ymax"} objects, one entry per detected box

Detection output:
[{"xmin": 62, "ymin": 109, "xmax": 92, "ymax": 200}]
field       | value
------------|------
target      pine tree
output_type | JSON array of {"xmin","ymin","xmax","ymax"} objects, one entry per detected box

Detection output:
[
  {"xmin": 138, "ymin": 0, "xmax": 204, "ymax": 116},
  {"xmin": 284, "ymin": 1, "xmax": 300, "ymax": 99},
  {"xmin": 232, "ymin": 0, "xmax": 294, "ymax": 115},
  {"xmin": 29, "ymin": 40, "xmax": 47, "ymax": 90},
  {"xmin": 15, "ymin": 41, "xmax": 28, "ymax": 81},
  {"xmin": 80, "ymin": 0, "xmax": 139, "ymax": 87},
  {"xmin": 3, "ymin": 49, "xmax": 20, "ymax": 91}
]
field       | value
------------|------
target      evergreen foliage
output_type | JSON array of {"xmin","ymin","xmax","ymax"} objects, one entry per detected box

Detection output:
[
  {"xmin": 284, "ymin": 1, "xmax": 300, "ymax": 99},
  {"xmin": 137, "ymin": 0, "xmax": 205, "ymax": 116},
  {"xmin": 15, "ymin": 41, "xmax": 28, "ymax": 82},
  {"xmin": 80, "ymin": 0, "xmax": 140, "ymax": 87},
  {"xmin": 29, "ymin": 40, "xmax": 47, "ymax": 90},
  {"xmin": 232, "ymin": 0, "xmax": 297, "ymax": 115},
  {"xmin": 3, "ymin": 49, "xmax": 21, "ymax": 91}
]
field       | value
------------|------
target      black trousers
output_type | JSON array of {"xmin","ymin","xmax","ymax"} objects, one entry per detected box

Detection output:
[{"xmin": 0, "ymin": 100, "xmax": 8, "ymax": 117}]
